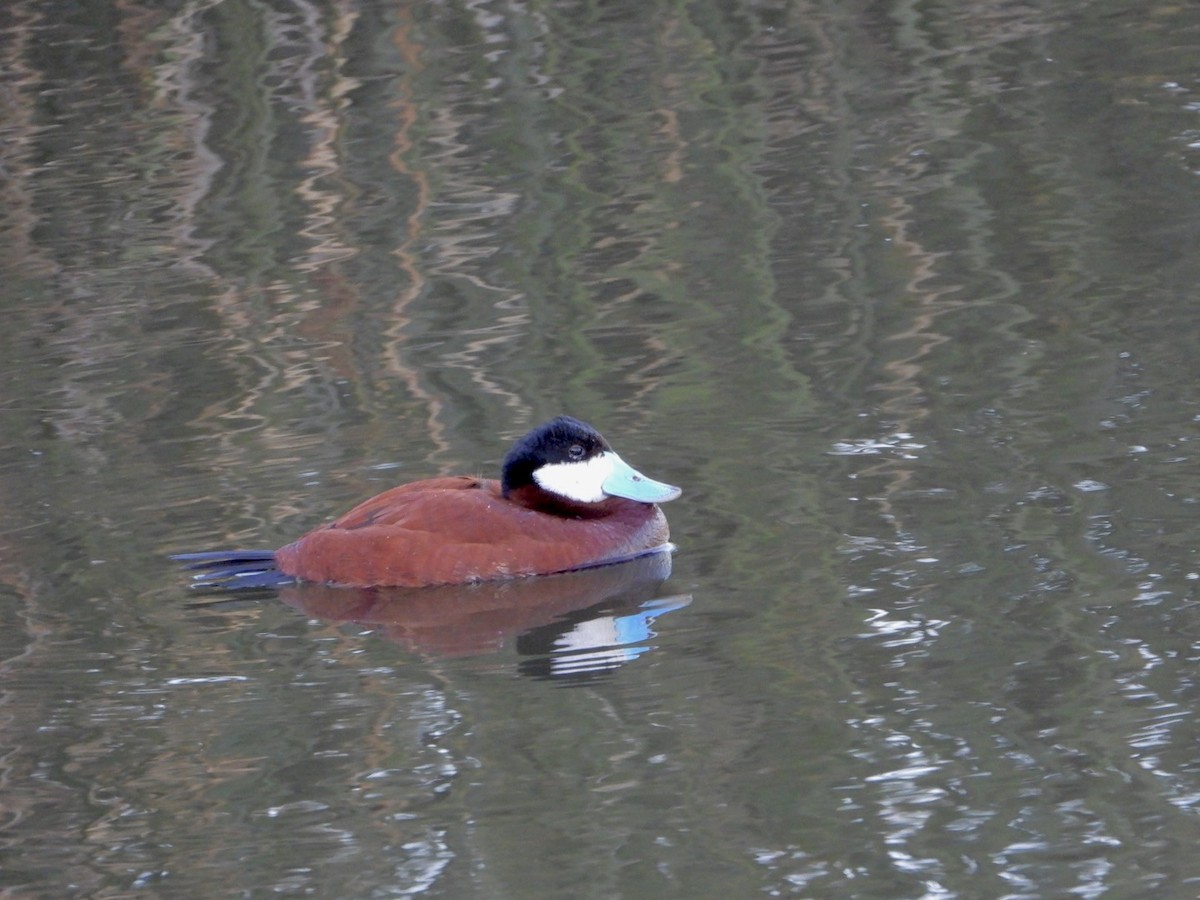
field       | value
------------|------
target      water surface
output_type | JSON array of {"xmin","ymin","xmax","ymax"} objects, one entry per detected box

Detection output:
[{"xmin": 3, "ymin": 0, "xmax": 1200, "ymax": 896}]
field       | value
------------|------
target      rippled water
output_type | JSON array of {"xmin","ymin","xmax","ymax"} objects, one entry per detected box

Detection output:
[{"xmin": 4, "ymin": 0, "xmax": 1200, "ymax": 896}]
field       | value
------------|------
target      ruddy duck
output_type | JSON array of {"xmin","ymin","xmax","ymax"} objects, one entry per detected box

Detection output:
[{"xmin": 177, "ymin": 416, "xmax": 681, "ymax": 589}]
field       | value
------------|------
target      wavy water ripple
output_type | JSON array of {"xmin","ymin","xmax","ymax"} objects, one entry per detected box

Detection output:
[{"xmin": 3, "ymin": 0, "xmax": 1200, "ymax": 897}]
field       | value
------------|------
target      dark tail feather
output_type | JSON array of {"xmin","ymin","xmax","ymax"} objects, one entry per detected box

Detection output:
[{"xmin": 172, "ymin": 550, "xmax": 294, "ymax": 591}]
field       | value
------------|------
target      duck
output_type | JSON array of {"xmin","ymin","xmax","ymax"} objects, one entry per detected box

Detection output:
[{"xmin": 176, "ymin": 415, "xmax": 681, "ymax": 589}]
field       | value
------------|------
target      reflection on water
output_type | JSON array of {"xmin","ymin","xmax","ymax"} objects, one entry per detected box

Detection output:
[
  {"xmin": 516, "ymin": 595, "xmax": 692, "ymax": 681},
  {"xmin": 4, "ymin": 0, "xmax": 1200, "ymax": 896},
  {"xmin": 258, "ymin": 553, "xmax": 689, "ymax": 678}
]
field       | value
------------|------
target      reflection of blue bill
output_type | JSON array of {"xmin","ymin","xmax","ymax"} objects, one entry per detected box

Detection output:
[{"xmin": 548, "ymin": 595, "xmax": 692, "ymax": 677}]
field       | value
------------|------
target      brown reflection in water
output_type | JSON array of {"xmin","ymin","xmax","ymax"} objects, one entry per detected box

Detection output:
[
  {"xmin": 827, "ymin": 4, "xmax": 1061, "ymax": 519},
  {"xmin": 1, "ymin": 0, "xmax": 695, "ymax": 535},
  {"xmin": 278, "ymin": 551, "xmax": 688, "ymax": 666}
]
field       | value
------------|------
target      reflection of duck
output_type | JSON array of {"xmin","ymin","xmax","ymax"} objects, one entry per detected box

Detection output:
[
  {"xmin": 176, "ymin": 416, "xmax": 681, "ymax": 589},
  {"xmin": 516, "ymin": 594, "xmax": 692, "ymax": 681},
  {"xmin": 279, "ymin": 551, "xmax": 690, "ymax": 667}
]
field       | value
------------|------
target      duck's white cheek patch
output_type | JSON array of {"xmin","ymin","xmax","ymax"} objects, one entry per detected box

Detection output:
[{"xmin": 533, "ymin": 454, "xmax": 614, "ymax": 504}]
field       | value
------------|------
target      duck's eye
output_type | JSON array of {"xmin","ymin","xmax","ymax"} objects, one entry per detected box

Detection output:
[{"xmin": 568, "ymin": 443, "xmax": 585, "ymax": 460}]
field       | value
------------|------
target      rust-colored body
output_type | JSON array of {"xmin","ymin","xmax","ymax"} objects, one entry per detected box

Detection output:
[{"xmin": 273, "ymin": 476, "xmax": 671, "ymax": 588}]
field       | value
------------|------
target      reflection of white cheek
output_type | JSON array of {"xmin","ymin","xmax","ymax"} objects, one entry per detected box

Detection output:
[{"xmin": 533, "ymin": 455, "xmax": 614, "ymax": 503}]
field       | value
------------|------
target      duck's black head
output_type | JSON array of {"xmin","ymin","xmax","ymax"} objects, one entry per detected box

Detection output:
[{"xmin": 501, "ymin": 416, "xmax": 680, "ymax": 505}]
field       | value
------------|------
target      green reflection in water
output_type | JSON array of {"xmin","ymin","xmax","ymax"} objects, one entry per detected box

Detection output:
[{"xmin": 4, "ymin": 0, "xmax": 1200, "ymax": 897}]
